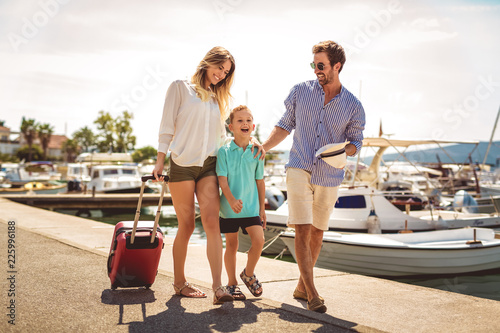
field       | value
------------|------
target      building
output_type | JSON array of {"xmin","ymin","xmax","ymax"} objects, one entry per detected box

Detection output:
[
  {"xmin": 0, "ymin": 125, "xmax": 68, "ymax": 159},
  {"xmin": 0, "ymin": 125, "xmax": 21, "ymax": 155}
]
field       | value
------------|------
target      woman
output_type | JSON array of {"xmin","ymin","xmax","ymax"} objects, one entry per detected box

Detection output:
[{"xmin": 153, "ymin": 46, "xmax": 261, "ymax": 304}]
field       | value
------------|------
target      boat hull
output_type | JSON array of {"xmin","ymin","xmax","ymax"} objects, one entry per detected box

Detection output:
[
  {"xmin": 280, "ymin": 228, "xmax": 500, "ymax": 277},
  {"xmin": 0, "ymin": 182, "xmax": 67, "ymax": 195}
]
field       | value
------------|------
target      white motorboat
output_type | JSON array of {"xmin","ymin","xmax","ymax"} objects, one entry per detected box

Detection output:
[
  {"xmin": 280, "ymin": 227, "xmax": 500, "ymax": 277},
  {"xmin": 88, "ymin": 164, "xmax": 153, "ymax": 194},
  {"xmin": 66, "ymin": 163, "xmax": 91, "ymax": 183}
]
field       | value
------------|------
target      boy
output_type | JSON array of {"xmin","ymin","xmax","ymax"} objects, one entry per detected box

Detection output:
[{"xmin": 216, "ymin": 105, "xmax": 266, "ymax": 300}]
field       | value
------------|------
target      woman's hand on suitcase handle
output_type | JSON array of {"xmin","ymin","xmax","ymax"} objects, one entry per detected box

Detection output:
[
  {"xmin": 142, "ymin": 175, "xmax": 168, "ymax": 182},
  {"xmin": 152, "ymin": 154, "xmax": 166, "ymax": 182}
]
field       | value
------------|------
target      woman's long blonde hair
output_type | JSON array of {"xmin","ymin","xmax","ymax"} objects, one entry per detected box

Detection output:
[{"xmin": 191, "ymin": 46, "xmax": 235, "ymax": 122}]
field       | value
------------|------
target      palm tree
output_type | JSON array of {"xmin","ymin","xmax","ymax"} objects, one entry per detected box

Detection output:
[
  {"xmin": 62, "ymin": 139, "xmax": 79, "ymax": 162},
  {"xmin": 38, "ymin": 123, "xmax": 54, "ymax": 160},
  {"xmin": 20, "ymin": 117, "xmax": 37, "ymax": 162}
]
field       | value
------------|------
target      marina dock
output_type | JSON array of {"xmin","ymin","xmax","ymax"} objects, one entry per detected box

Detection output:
[
  {"xmin": 0, "ymin": 192, "xmax": 173, "ymax": 209},
  {"xmin": 1, "ymin": 196, "xmax": 499, "ymax": 332}
]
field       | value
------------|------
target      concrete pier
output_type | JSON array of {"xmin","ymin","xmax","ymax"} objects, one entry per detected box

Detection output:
[{"xmin": 1, "ymin": 197, "xmax": 499, "ymax": 332}]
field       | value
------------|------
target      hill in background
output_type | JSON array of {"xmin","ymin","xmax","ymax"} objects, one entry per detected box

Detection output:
[{"xmin": 359, "ymin": 141, "xmax": 500, "ymax": 168}]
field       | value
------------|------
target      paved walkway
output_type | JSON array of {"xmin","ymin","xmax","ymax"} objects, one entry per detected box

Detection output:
[{"xmin": 1, "ymin": 197, "xmax": 500, "ymax": 332}]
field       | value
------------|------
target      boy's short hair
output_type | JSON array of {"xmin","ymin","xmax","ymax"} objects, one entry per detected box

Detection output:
[{"xmin": 229, "ymin": 105, "xmax": 253, "ymax": 123}]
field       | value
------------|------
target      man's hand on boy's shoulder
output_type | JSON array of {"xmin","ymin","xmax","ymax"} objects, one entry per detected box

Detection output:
[{"xmin": 250, "ymin": 137, "xmax": 266, "ymax": 160}]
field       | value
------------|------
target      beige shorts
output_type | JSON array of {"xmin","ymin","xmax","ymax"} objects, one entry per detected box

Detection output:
[{"xmin": 286, "ymin": 168, "xmax": 339, "ymax": 231}]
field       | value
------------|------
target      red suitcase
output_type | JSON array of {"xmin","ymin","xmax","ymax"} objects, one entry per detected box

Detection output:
[{"xmin": 107, "ymin": 175, "xmax": 168, "ymax": 289}]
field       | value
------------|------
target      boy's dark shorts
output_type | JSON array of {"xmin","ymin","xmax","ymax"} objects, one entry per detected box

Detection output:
[
  {"xmin": 168, "ymin": 156, "xmax": 217, "ymax": 182},
  {"xmin": 219, "ymin": 216, "xmax": 262, "ymax": 234}
]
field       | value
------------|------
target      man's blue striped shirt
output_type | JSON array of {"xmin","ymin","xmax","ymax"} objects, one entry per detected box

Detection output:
[{"xmin": 277, "ymin": 79, "xmax": 366, "ymax": 187}]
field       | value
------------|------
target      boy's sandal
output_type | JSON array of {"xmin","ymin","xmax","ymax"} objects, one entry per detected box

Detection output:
[
  {"xmin": 227, "ymin": 285, "xmax": 246, "ymax": 301},
  {"xmin": 172, "ymin": 282, "xmax": 207, "ymax": 298},
  {"xmin": 240, "ymin": 269, "xmax": 263, "ymax": 297},
  {"xmin": 213, "ymin": 285, "xmax": 234, "ymax": 305}
]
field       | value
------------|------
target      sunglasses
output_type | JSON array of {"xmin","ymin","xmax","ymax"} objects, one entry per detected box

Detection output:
[{"xmin": 310, "ymin": 62, "xmax": 326, "ymax": 70}]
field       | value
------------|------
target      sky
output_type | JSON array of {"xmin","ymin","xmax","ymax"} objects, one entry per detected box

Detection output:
[{"xmin": 1, "ymin": 0, "xmax": 500, "ymax": 154}]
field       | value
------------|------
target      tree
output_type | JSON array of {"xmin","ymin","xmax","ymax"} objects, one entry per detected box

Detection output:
[
  {"xmin": 37, "ymin": 123, "xmax": 53, "ymax": 160},
  {"xmin": 254, "ymin": 124, "xmax": 262, "ymax": 143},
  {"xmin": 62, "ymin": 139, "xmax": 79, "ymax": 162},
  {"xmin": 115, "ymin": 111, "xmax": 136, "ymax": 152},
  {"xmin": 132, "ymin": 146, "xmax": 157, "ymax": 163},
  {"xmin": 17, "ymin": 144, "xmax": 43, "ymax": 161},
  {"xmin": 73, "ymin": 126, "xmax": 96, "ymax": 152},
  {"xmin": 93, "ymin": 110, "xmax": 136, "ymax": 153},
  {"xmin": 20, "ymin": 117, "xmax": 37, "ymax": 162},
  {"xmin": 94, "ymin": 111, "xmax": 115, "ymax": 152},
  {"xmin": 0, "ymin": 152, "xmax": 19, "ymax": 163}
]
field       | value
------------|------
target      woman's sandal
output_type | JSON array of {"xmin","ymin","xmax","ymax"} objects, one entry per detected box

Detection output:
[
  {"xmin": 172, "ymin": 282, "xmax": 207, "ymax": 298},
  {"xmin": 240, "ymin": 269, "xmax": 263, "ymax": 297},
  {"xmin": 227, "ymin": 285, "xmax": 246, "ymax": 301},
  {"xmin": 213, "ymin": 285, "xmax": 234, "ymax": 305}
]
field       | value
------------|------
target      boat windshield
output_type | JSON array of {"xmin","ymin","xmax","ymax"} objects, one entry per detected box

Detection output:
[{"xmin": 335, "ymin": 195, "xmax": 367, "ymax": 209}]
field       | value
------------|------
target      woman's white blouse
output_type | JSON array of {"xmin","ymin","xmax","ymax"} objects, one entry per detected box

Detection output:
[{"xmin": 158, "ymin": 80, "xmax": 227, "ymax": 167}]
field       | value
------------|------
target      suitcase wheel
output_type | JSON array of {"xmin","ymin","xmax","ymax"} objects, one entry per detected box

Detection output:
[
  {"xmin": 111, "ymin": 284, "xmax": 117, "ymax": 290},
  {"xmin": 145, "ymin": 284, "xmax": 151, "ymax": 290}
]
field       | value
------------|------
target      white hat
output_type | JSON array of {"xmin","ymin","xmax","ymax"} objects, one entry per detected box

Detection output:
[{"xmin": 316, "ymin": 142, "xmax": 347, "ymax": 169}]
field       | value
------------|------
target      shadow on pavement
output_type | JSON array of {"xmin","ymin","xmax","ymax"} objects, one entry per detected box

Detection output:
[
  {"xmin": 101, "ymin": 288, "xmax": 156, "ymax": 325},
  {"xmin": 123, "ymin": 296, "xmax": 357, "ymax": 333}
]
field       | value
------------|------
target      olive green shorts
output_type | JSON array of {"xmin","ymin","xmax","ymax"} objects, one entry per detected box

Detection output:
[{"xmin": 168, "ymin": 156, "xmax": 217, "ymax": 183}]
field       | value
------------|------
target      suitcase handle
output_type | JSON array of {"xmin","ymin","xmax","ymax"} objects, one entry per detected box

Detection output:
[
  {"xmin": 131, "ymin": 176, "xmax": 168, "ymax": 244},
  {"xmin": 141, "ymin": 175, "xmax": 169, "ymax": 182}
]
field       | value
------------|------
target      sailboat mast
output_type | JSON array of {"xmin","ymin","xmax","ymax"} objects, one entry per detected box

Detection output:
[{"xmin": 482, "ymin": 105, "xmax": 500, "ymax": 168}]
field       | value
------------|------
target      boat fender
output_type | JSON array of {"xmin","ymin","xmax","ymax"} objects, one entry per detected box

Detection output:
[
  {"xmin": 453, "ymin": 190, "xmax": 479, "ymax": 214},
  {"xmin": 367, "ymin": 209, "xmax": 381, "ymax": 234},
  {"xmin": 265, "ymin": 186, "xmax": 285, "ymax": 210}
]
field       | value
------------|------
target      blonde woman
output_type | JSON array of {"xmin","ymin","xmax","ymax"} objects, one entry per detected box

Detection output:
[{"xmin": 153, "ymin": 47, "xmax": 262, "ymax": 305}]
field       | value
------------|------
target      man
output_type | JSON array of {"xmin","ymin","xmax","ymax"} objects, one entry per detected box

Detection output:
[{"xmin": 263, "ymin": 40, "xmax": 365, "ymax": 313}]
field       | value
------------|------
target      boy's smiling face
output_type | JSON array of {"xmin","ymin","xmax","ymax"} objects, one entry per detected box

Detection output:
[{"xmin": 229, "ymin": 109, "xmax": 254, "ymax": 138}]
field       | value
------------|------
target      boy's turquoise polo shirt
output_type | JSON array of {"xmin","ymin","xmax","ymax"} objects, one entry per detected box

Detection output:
[{"xmin": 216, "ymin": 140, "xmax": 264, "ymax": 219}]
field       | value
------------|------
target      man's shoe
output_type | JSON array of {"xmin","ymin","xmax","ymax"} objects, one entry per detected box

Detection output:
[
  {"xmin": 293, "ymin": 288, "xmax": 324, "ymax": 303},
  {"xmin": 293, "ymin": 288, "xmax": 308, "ymax": 301},
  {"xmin": 307, "ymin": 296, "xmax": 327, "ymax": 313}
]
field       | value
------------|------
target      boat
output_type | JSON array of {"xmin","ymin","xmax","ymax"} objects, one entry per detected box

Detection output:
[
  {"xmin": 1, "ymin": 162, "xmax": 66, "ymax": 194},
  {"xmin": 237, "ymin": 185, "xmax": 500, "ymax": 255},
  {"xmin": 0, "ymin": 181, "xmax": 67, "ymax": 194},
  {"xmin": 1, "ymin": 161, "xmax": 61, "ymax": 184},
  {"xmin": 280, "ymin": 227, "xmax": 500, "ymax": 277},
  {"xmin": 65, "ymin": 163, "xmax": 91, "ymax": 183},
  {"xmin": 87, "ymin": 164, "xmax": 154, "ymax": 194},
  {"xmin": 238, "ymin": 137, "xmax": 499, "ymax": 254}
]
